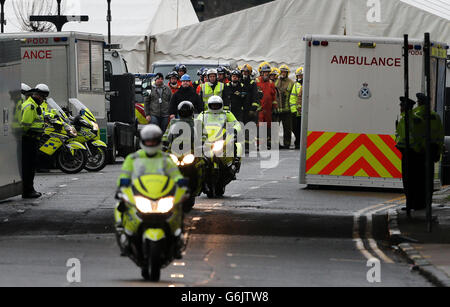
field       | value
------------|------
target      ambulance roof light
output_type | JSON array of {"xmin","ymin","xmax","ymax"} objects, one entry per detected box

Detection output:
[
  {"xmin": 312, "ymin": 41, "xmax": 320, "ymax": 46},
  {"xmin": 414, "ymin": 45, "xmax": 422, "ymax": 50},
  {"xmin": 358, "ymin": 42, "xmax": 376, "ymax": 48},
  {"xmin": 321, "ymin": 41, "xmax": 329, "ymax": 47}
]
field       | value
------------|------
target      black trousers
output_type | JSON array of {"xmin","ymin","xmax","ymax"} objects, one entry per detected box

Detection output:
[
  {"xmin": 22, "ymin": 135, "xmax": 39, "ymax": 193},
  {"xmin": 292, "ymin": 114, "xmax": 302, "ymax": 147},
  {"xmin": 401, "ymin": 150, "xmax": 433, "ymax": 211}
]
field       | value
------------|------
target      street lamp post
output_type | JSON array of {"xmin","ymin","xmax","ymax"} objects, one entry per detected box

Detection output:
[
  {"xmin": 30, "ymin": 0, "xmax": 89, "ymax": 32},
  {"xmin": 1, "ymin": 0, "xmax": 6, "ymax": 34},
  {"xmin": 107, "ymin": 0, "xmax": 111, "ymax": 51}
]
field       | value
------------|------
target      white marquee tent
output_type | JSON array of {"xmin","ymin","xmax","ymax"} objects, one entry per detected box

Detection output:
[
  {"xmin": 148, "ymin": 0, "xmax": 450, "ymax": 71},
  {"xmin": 3, "ymin": 0, "xmax": 199, "ymax": 72}
]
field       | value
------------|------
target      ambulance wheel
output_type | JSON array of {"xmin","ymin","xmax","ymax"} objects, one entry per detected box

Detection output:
[{"xmin": 57, "ymin": 150, "xmax": 87, "ymax": 174}]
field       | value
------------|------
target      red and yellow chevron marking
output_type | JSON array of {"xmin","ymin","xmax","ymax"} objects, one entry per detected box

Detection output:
[
  {"xmin": 306, "ymin": 132, "xmax": 402, "ymax": 179},
  {"xmin": 135, "ymin": 103, "xmax": 148, "ymax": 125}
]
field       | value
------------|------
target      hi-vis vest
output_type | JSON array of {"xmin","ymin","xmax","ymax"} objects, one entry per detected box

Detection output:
[
  {"xmin": 201, "ymin": 82, "xmax": 225, "ymax": 107},
  {"xmin": 290, "ymin": 82, "xmax": 302, "ymax": 115},
  {"xmin": 20, "ymin": 97, "xmax": 45, "ymax": 134}
]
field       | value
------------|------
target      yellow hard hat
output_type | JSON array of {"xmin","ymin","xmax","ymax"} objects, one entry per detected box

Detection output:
[
  {"xmin": 260, "ymin": 64, "xmax": 272, "ymax": 73},
  {"xmin": 258, "ymin": 61, "xmax": 270, "ymax": 73},
  {"xmin": 270, "ymin": 67, "xmax": 280, "ymax": 76},
  {"xmin": 296, "ymin": 67, "xmax": 304, "ymax": 76},
  {"xmin": 279, "ymin": 64, "xmax": 290, "ymax": 73}
]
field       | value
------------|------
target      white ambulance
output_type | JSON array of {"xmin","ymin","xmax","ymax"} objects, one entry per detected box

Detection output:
[
  {"xmin": 299, "ymin": 35, "xmax": 448, "ymax": 189},
  {"xmin": 0, "ymin": 32, "xmax": 137, "ymax": 163}
]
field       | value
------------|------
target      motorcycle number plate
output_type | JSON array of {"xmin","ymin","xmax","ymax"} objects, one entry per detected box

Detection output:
[{"xmin": 40, "ymin": 137, "xmax": 63, "ymax": 155}]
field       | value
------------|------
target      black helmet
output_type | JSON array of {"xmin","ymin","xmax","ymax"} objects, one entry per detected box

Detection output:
[
  {"xmin": 231, "ymin": 69, "xmax": 241, "ymax": 77},
  {"xmin": 217, "ymin": 66, "xmax": 226, "ymax": 74},
  {"xmin": 166, "ymin": 71, "xmax": 179, "ymax": 80},
  {"xmin": 175, "ymin": 64, "xmax": 187, "ymax": 74},
  {"xmin": 178, "ymin": 101, "xmax": 194, "ymax": 118}
]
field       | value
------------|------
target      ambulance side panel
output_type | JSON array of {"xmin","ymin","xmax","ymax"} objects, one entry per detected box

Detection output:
[{"xmin": 300, "ymin": 36, "xmax": 423, "ymax": 188}]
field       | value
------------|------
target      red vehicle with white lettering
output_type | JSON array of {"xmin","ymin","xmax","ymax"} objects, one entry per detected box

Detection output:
[{"xmin": 299, "ymin": 35, "xmax": 448, "ymax": 188}]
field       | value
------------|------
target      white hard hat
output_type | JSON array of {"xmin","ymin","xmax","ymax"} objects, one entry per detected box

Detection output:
[
  {"xmin": 207, "ymin": 68, "xmax": 218, "ymax": 76},
  {"xmin": 35, "ymin": 84, "xmax": 50, "ymax": 96},
  {"xmin": 208, "ymin": 96, "xmax": 224, "ymax": 114},
  {"xmin": 140, "ymin": 124, "xmax": 163, "ymax": 155}
]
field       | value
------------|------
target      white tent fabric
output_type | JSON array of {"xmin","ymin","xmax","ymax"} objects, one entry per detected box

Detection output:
[
  {"xmin": 401, "ymin": 0, "xmax": 450, "ymax": 21},
  {"xmin": 3, "ymin": 0, "xmax": 199, "ymax": 73},
  {"xmin": 150, "ymin": 0, "xmax": 450, "ymax": 71},
  {"xmin": 347, "ymin": 0, "xmax": 450, "ymax": 42},
  {"xmin": 151, "ymin": 0, "xmax": 347, "ymax": 70}
]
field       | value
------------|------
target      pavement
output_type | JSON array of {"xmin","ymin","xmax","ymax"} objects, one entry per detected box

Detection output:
[{"xmin": 387, "ymin": 186, "xmax": 450, "ymax": 287}]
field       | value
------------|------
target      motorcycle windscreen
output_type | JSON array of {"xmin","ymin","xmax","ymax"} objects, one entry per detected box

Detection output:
[
  {"xmin": 47, "ymin": 98, "xmax": 69, "ymax": 122},
  {"xmin": 69, "ymin": 98, "xmax": 97, "ymax": 123},
  {"xmin": 40, "ymin": 137, "xmax": 63, "ymax": 155},
  {"xmin": 133, "ymin": 174, "xmax": 175, "ymax": 200}
]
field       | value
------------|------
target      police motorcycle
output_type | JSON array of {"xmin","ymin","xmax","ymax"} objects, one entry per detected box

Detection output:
[
  {"xmin": 201, "ymin": 97, "xmax": 242, "ymax": 198},
  {"xmin": 37, "ymin": 98, "xmax": 88, "ymax": 174},
  {"xmin": 114, "ymin": 126, "xmax": 189, "ymax": 282},
  {"xmin": 164, "ymin": 102, "xmax": 206, "ymax": 212},
  {"xmin": 68, "ymin": 98, "xmax": 108, "ymax": 172}
]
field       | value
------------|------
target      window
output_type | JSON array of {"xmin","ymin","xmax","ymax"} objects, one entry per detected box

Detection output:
[{"xmin": 77, "ymin": 40, "xmax": 105, "ymax": 92}]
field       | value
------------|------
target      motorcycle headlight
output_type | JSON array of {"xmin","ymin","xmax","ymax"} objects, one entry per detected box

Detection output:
[
  {"xmin": 157, "ymin": 197, "xmax": 174, "ymax": 213},
  {"xmin": 212, "ymin": 140, "xmax": 225, "ymax": 153},
  {"xmin": 135, "ymin": 196, "xmax": 153, "ymax": 214},
  {"xmin": 65, "ymin": 125, "xmax": 78, "ymax": 137},
  {"xmin": 170, "ymin": 154, "xmax": 181, "ymax": 166},
  {"xmin": 92, "ymin": 123, "xmax": 99, "ymax": 131},
  {"xmin": 182, "ymin": 154, "xmax": 195, "ymax": 165}
]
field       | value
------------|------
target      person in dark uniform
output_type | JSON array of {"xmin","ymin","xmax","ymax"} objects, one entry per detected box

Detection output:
[{"xmin": 222, "ymin": 70, "xmax": 246, "ymax": 122}]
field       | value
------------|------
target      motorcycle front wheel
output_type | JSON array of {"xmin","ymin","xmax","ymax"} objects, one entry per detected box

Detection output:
[
  {"xmin": 56, "ymin": 149, "xmax": 87, "ymax": 174},
  {"xmin": 85, "ymin": 146, "xmax": 107, "ymax": 172},
  {"xmin": 142, "ymin": 240, "xmax": 162, "ymax": 282}
]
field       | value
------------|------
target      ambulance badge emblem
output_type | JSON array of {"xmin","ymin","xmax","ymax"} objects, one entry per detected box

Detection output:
[{"xmin": 359, "ymin": 83, "xmax": 372, "ymax": 99}]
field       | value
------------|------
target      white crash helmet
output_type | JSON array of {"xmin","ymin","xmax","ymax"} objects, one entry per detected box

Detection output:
[
  {"xmin": 140, "ymin": 124, "xmax": 163, "ymax": 156},
  {"xmin": 208, "ymin": 96, "xmax": 224, "ymax": 114},
  {"xmin": 178, "ymin": 101, "xmax": 194, "ymax": 118},
  {"xmin": 35, "ymin": 84, "xmax": 50, "ymax": 98},
  {"xmin": 21, "ymin": 83, "xmax": 31, "ymax": 94}
]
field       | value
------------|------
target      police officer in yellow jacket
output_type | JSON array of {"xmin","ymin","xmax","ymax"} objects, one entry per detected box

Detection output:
[
  {"xmin": 116, "ymin": 125, "xmax": 186, "ymax": 258},
  {"xmin": 395, "ymin": 93, "xmax": 444, "ymax": 211},
  {"xmin": 20, "ymin": 88, "xmax": 47, "ymax": 198},
  {"xmin": 290, "ymin": 67, "xmax": 303, "ymax": 150},
  {"xmin": 199, "ymin": 69, "xmax": 225, "ymax": 110}
]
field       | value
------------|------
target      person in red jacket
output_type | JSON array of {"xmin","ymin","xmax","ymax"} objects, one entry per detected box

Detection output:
[
  {"xmin": 166, "ymin": 71, "xmax": 181, "ymax": 94},
  {"xmin": 257, "ymin": 64, "xmax": 277, "ymax": 149}
]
